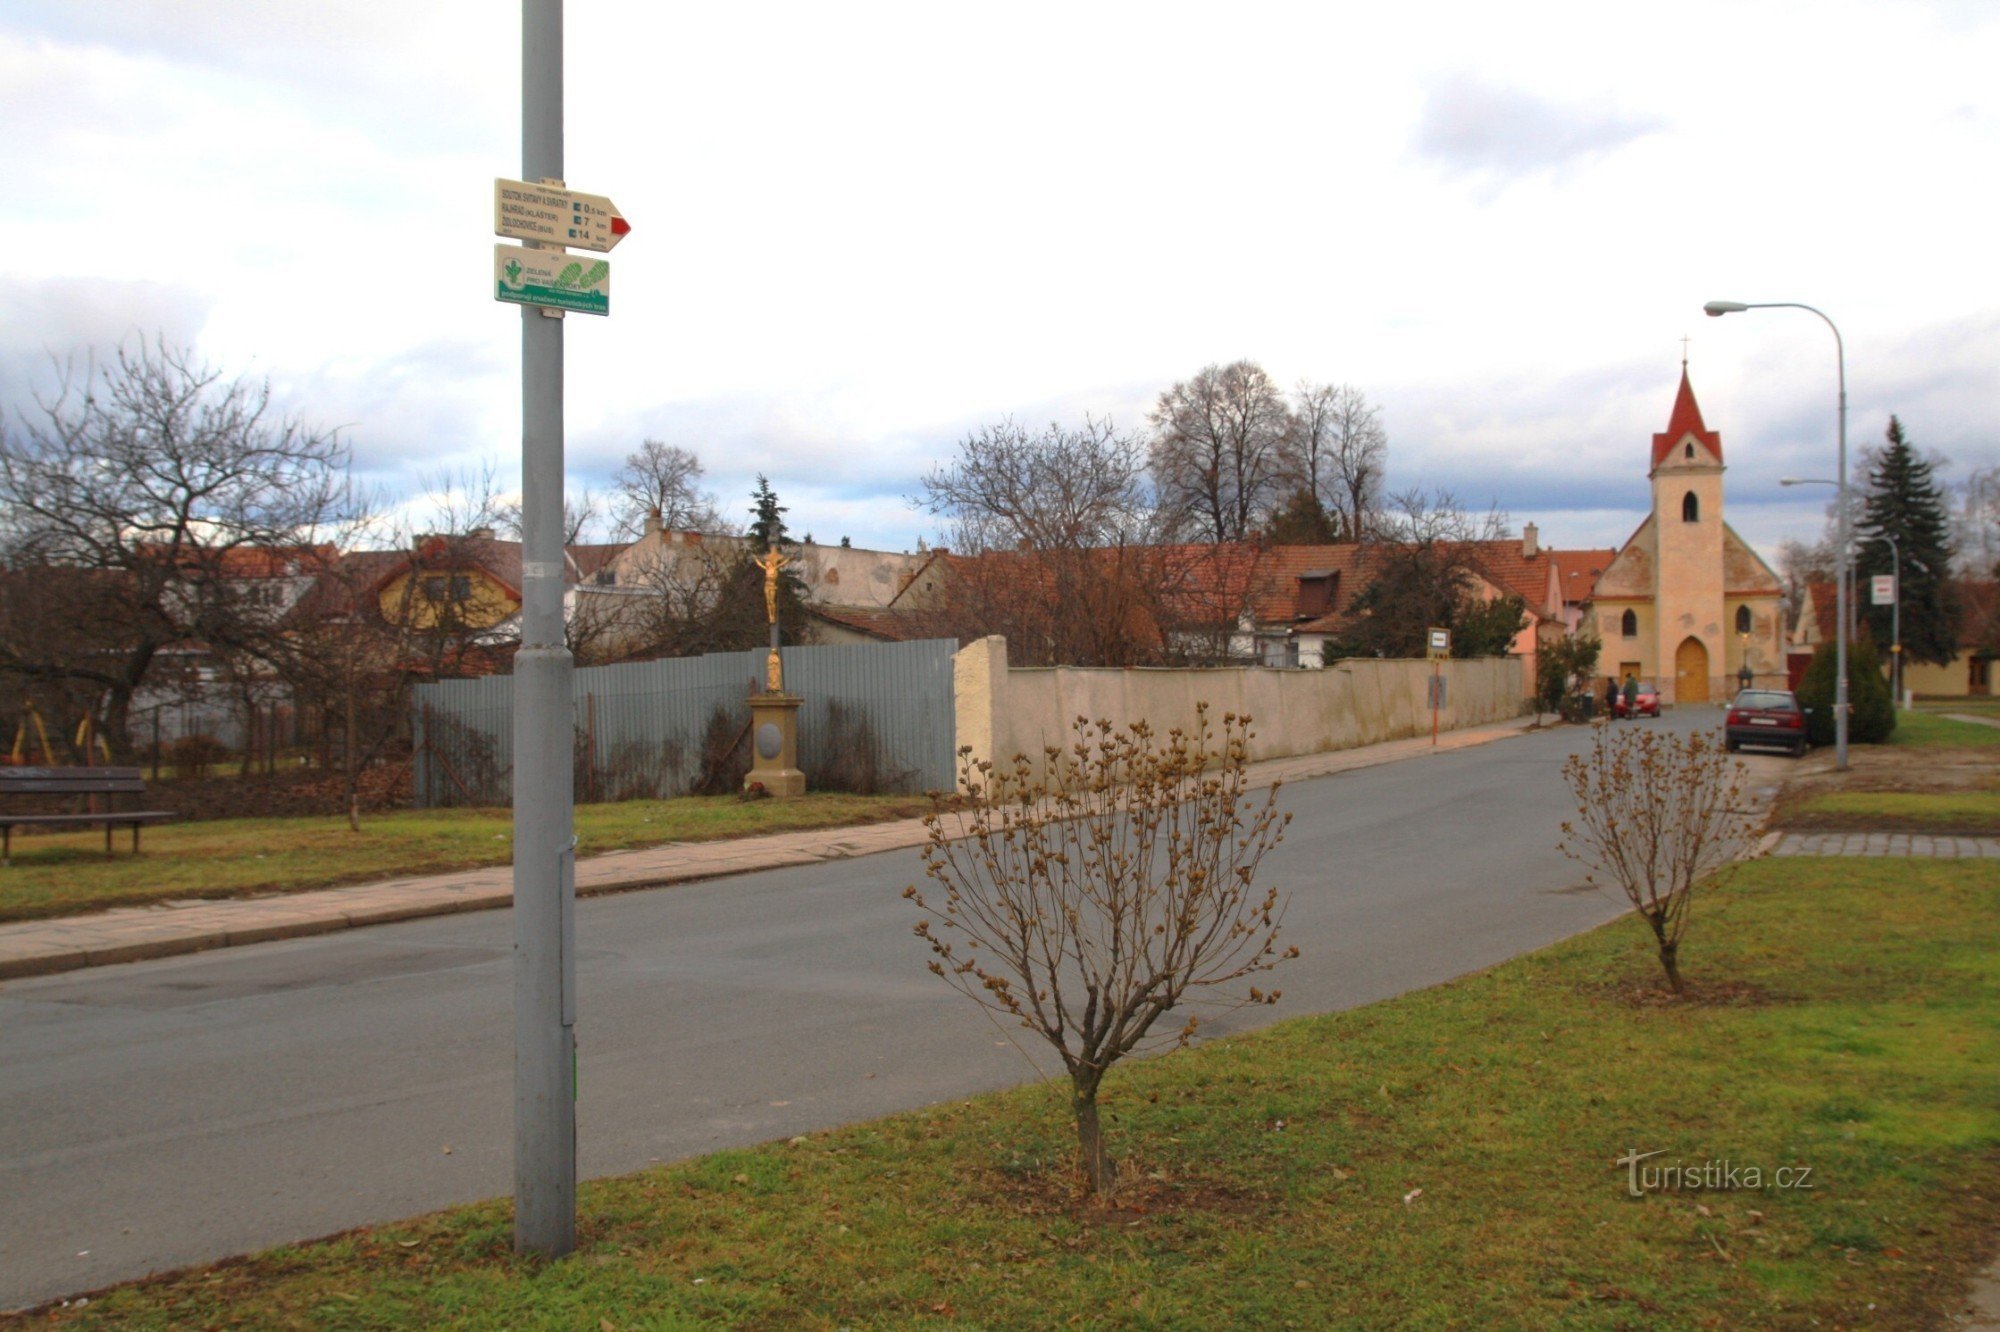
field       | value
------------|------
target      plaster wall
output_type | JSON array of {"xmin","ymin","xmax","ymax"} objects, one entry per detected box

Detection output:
[
  {"xmin": 952, "ymin": 636, "xmax": 1523, "ymax": 787},
  {"xmin": 1903, "ymin": 654, "xmax": 1991, "ymax": 698}
]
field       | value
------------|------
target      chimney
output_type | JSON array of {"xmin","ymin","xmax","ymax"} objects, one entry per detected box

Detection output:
[
  {"xmin": 1522, "ymin": 522, "xmax": 1539, "ymax": 560},
  {"xmin": 644, "ymin": 507, "xmax": 661, "ymax": 538}
]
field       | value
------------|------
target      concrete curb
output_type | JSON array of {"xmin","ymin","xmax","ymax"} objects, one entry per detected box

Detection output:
[{"xmin": 0, "ymin": 714, "xmax": 1543, "ymax": 983}]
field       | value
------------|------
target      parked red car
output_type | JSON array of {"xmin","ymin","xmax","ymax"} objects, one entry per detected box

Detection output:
[
  {"xmin": 1612, "ymin": 681, "xmax": 1660, "ymax": 718},
  {"xmin": 1724, "ymin": 689, "xmax": 1810, "ymax": 757}
]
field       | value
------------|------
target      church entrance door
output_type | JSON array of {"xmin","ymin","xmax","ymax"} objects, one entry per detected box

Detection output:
[{"xmin": 1675, "ymin": 637, "xmax": 1710, "ymax": 703}]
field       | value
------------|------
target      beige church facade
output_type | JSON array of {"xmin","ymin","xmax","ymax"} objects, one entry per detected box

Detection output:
[{"xmin": 1587, "ymin": 371, "xmax": 1786, "ymax": 705}]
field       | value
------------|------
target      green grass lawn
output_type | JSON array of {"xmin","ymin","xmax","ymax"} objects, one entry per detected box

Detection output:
[
  {"xmin": 1887, "ymin": 710, "xmax": 2000, "ymax": 748},
  {"xmin": 24, "ymin": 855, "xmax": 1999, "ymax": 1329},
  {"xmin": 1789, "ymin": 790, "xmax": 2000, "ymax": 833},
  {"xmin": 0, "ymin": 794, "xmax": 930, "ymax": 923},
  {"xmin": 1915, "ymin": 697, "xmax": 2000, "ymax": 717}
]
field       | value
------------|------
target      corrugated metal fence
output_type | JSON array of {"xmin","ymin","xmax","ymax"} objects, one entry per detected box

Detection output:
[{"xmin": 410, "ymin": 639, "xmax": 958, "ymax": 806}]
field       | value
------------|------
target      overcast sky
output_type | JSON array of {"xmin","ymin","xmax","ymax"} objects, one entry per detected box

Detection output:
[{"xmin": 2, "ymin": 1, "xmax": 1994, "ymax": 559}]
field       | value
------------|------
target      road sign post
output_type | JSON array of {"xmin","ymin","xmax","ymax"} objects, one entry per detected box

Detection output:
[
  {"xmin": 513, "ymin": 0, "xmax": 577, "ymax": 1259},
  {"xmin": 1427, "ymin": 628, "xmax": 1450, "ymax": 746}
]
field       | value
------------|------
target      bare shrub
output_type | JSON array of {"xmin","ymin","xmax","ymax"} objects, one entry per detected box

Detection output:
[
  {"xmin": 814, "ymin": 700, "xmax": 916, "ymax": 795},
  {"xmin": 904, "ymin": 705, "xmax": 1295, "ymax": 1197},
  {"xmin": 1558, "ymin": 723, "xmax": 1754, "ymax": 995},
  {"xmin": 169, "ymin": 734, "xmax": 228, "ymax": 781},
  {"xmin": 690, "ymin": 704, "xmax": 751, "ymax": 796}
]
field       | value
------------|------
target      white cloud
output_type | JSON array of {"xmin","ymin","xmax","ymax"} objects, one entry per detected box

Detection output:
[{"xmin": 0, "ymin": 1, "xmax": 1995, "ymax": 557}]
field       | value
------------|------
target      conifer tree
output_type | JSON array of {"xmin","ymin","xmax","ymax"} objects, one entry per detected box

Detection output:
[
  {"xmin": 1855, "ymin": 417, "xmax": 1959, "ymax": 666},
  {"xmin": 746, "ymin": 474, "xmax": 791, "ymax": 549}
]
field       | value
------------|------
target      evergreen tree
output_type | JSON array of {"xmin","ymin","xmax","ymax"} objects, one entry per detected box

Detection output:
[
  {"xmin": 747, "ymin": 474, "xmax": 791, "ymax": 549},
  {"xmin": 1264, "ymin": 486, "xmax": 1341, "ymax": 545},
  {"xmin": 1795, "ymin": 636, "xmax": 1894, "ymax": 747},
  {"xmin": 1855, "ymin": 417, "xmax": 1959, "ymax": 666}
]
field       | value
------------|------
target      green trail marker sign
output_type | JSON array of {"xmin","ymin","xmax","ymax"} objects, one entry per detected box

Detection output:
[{"xmin": 495, "ymin": 244, "xmax": 610, "ymax": 316}]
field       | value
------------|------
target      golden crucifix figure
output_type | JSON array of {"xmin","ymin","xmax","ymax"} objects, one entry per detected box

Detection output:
[
  {"xmin": 753, "ymin": 545, "xmax": 788, "ymax": 624},
  {"xmin": 753, "ymin": 544, "xmax": 789, "ymax": 692}
]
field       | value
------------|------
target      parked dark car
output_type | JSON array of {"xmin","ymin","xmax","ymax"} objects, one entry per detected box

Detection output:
[
  {"xmin": 1724, "ymin": 689, "xmax": 1810, "ymax": 757},
  {"xmin": 1612, "ymin": 681, "xmax": 1661, "ymax": 719}
]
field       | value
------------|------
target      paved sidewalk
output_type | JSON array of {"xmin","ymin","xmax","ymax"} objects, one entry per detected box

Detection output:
[
  {"xmin": 1769, "ymin": 831, "xmax": 2000, "ymax": 858},
  {"xmin": 0, "ymin": 714, "xmax": 1541, "ymax": 982}
]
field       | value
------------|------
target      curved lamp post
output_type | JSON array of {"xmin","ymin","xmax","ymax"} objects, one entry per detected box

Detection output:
[{"xmin": 1707, "ymin": 300, "xmax": 1850, "ymax": 770}]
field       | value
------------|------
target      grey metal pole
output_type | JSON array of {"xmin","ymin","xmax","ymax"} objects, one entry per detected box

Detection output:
[
  {"xmin": 514, "ymin": 0, "xmax": 576, "ymax": 1258},
  {"xmin": 1831, "ymin": 316, "xmax": 1849, "ymax": 771},
  {"xmin": 1703, "ymin": 299, "xmax": 1848, "ymax": 768},
  {"xmin": 1879, "ymin": 532, "xmax": 1900, "ymax": 707}
]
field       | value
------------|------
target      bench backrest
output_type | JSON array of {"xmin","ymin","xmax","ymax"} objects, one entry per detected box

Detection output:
[{"xmin": 0, "ymin": 766, "xmax": 149, "ymax": 796}]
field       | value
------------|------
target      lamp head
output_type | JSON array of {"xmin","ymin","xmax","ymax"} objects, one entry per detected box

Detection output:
[{"xmin": 1703, "ymin": 300, "xmax": 1749, "ymax": 317}]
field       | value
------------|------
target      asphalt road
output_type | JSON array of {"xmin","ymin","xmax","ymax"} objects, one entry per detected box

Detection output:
[{"xmin": 0, "ymin": 710, "xmax": 1752, "ymax": 1310}]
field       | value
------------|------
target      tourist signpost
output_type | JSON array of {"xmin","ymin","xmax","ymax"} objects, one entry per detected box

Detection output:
[{"xmin": 503, "ymin": 0, "xmax": 636, "ymax": 1259}]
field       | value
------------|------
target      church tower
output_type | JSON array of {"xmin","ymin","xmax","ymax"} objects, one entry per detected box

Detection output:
[
  {"xmin": 1587, "ymin": 366, "xmax": 1785, "ymax": 704},
  {"xmin": 1649, "ymin": 369, "xmax": 1727, "ymax": 702}
]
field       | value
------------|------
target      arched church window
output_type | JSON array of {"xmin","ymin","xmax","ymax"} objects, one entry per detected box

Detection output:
[
  {"xmin": 1736, "ymin": 605, "xmax": 1752, "ymax": 634},
  {"xmin": 1621, "ymin": 609, "xmax": 1637, "ymax": 637},
  {"xmin": 1682, "ymin": 491, "xmax": 1700, "ymax": 522},
  {"xmin": 1685, "ymin": 442, "xmax": 1695, "ymax": 459}
]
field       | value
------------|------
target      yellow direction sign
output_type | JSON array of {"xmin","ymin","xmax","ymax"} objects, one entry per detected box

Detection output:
[{"xmin": 494, "ymin": 178, "xmax": 631, "ymax": 252}]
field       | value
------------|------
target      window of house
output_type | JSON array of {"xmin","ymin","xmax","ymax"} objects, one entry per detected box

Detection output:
[
  {"xmin": 1296, "ymin": 571, "xmax": 1336, "ymax": 619},
  {"xmin": 593, "ymin": 570, "xmax": 616, "ymax": 587},
  {"xmin": 1621, "ymin": 609, "xmax": 1638, "ymax": 637},
  {"xmin": 421, "ymin": 574, "xmax": 472, "ymax": 603},
  {"xmin": 1685, "ymin": 442, "xmax": 1695, "ymax": 460},
  {"xmin": 1735, "ymin": 605, "xmax": 1752, "ymax": 634},
  {"xmin": 1682, "ymin": 492, "xmax": 1700, "ymax": 522}
]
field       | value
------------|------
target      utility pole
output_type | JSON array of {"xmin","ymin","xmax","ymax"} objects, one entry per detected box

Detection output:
[{"xmin": 513, "ymin": 0, "xmax": 577, "ymax": 1257}]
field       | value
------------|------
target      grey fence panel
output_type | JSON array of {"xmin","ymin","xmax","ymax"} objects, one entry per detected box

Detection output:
[{"xmin": 412, "ymin": 639, "xmax": 957, "ymax": 806}]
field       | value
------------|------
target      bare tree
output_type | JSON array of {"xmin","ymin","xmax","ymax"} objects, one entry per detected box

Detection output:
[
  {"xmin": 1339, "ymin": 488, "xmax": 1521, "ymax": 658},
  {"xmin": 1289, "ymin": 382, "xmax": 1387, "ymax": 542},
  {"xmin": 498, "ymin": 486, "xmax": 606, "ymax": 546},
  {"xmin": 588, "ymin": 539, "xmax": 810, "ymax": 662},
  {"xmin": 917, "ymin": 417, "xmax": 1192, "ymax": 665},
  {"xmin": 1558, "ymin": 724, "xmax": 1753, "ymax": 995},
  {"xmin": 609, "ymin": 439, "xmax": 721, "ymax": 538},
  {"xmin": 0, "ymin": 337, "xmax": 355, "ymax": 758},
  {"xmin": 905, "ymin": 707, "xmax": 1295, "ymax": 1196},
  {"xmin": 1774, "ymin": 536, "xmax": 1836, "ymax": 635},
  {"xmin": 1957, "ymin": 464, "xmax": 2000, "ymax": 579},
  {"xmin": 1149, "ymin": 361, "xmax": 1294, "ymax": 543}
]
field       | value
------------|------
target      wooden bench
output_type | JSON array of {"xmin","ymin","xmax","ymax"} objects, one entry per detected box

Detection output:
[{"xmin": 0, "ymin": 767, "xmax": 179, "ymax": 865}]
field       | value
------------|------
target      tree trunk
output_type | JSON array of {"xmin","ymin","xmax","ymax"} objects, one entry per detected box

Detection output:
[
  {"xmin": 1657, "ymin": 937, "xmax": 1684, "ymax": 996},
  {"xmin": 102, "ymin": 684, "xmax": 137, "ymax": 765},
  {"xmin": 1072, "ymin": 1080, "xmax": 1113, "ymax": 1197},
  {"xmin": 344, "ymin": 684, "xmax": 360, "ymax": 833}
]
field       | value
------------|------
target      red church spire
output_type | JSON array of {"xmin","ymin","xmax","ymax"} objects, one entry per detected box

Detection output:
[{"xmin": 1651, "ymin": 367, "xmax": 1722, "ymax": 469}]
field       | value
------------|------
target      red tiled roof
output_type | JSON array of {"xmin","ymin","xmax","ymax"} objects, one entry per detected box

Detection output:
[
  {"xmin": 1652, "ymin": 368, "xmax": 1722, "ymax": 469},
  {"xmin": 809, "ymin": 603, "xmax": 927, "ymax": 641},
  {"xmin": 1552, "ymin": 549, "xmax": 1616, "ymax": 605}
]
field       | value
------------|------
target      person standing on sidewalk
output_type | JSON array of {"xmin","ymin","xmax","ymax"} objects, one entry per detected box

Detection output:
[
  {"xmin": 1622, "ymin": 674, "xmax": 1639, "ymax": 719},
  {"xmin": 1606, "ymin": 676, "xmax": 1621, "ymax": 719}
]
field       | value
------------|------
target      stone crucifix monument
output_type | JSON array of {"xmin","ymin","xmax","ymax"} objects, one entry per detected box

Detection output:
[{"xmin": 745, "ymin": 540, "xmax": 806, "ymax": 796}]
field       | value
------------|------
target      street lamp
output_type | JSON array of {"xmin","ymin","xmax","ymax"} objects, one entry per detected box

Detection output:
[{"xmin": 1707, "ymin": 300, "xmax": 1850, "ymax": 770}]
